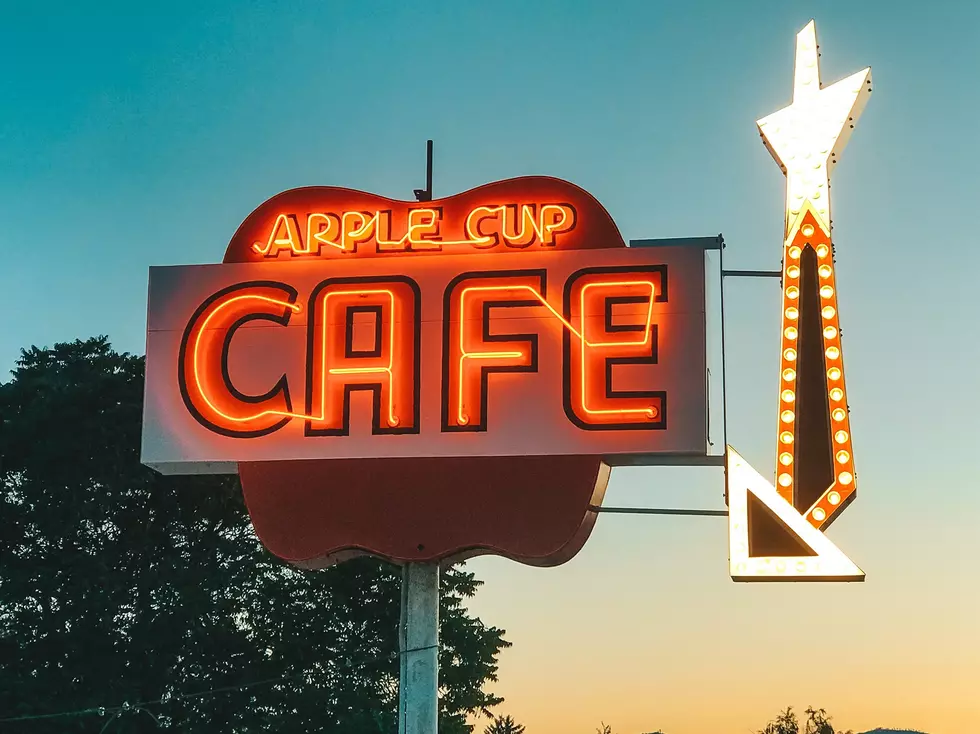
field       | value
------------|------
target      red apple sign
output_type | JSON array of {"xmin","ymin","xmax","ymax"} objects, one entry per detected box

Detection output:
[{"xmin": 141, "ymin": 176, "xmax": 708, "ymax": 568}]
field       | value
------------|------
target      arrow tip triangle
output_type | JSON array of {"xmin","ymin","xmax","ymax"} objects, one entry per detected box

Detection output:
[{"xmin": 727, "ymin": 446, "xmax": 864, "ymax": 582}]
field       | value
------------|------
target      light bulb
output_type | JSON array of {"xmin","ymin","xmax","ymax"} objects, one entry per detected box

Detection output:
[
  {"xmin": 801, "ymin": 224, "xmax": 815, "ymax": 237},
  {"xmin": 784, "ymin": 348, "xmax": 797, "ymax": 361},
  {"xmin": 784, "ymin": 327, "xmax": 798, "ymax": 340},
  {"xmin": 820, "ymin": 285, "xmax": 834, "ymax": 298},
  {"xmin": 816, "ymin": 244, "xmax": 829, "ymax": 257},
  {"xmin": 781, "ymin": 410, "xmax": 795, "ymax": 423},
  {"xmin": 781, "ymin": 389, "xmax": 795, "ymax": 403},
  {"xmin": 838, "ymin": 471, "xmax": 853, "ymax": 485},
  {"xmin": 778, "ymin": 473, "xmax": 792, "ymax": 487},
  {"xmin": 836, "ymin": 450, "xmax": 850, "ymax": 464},
  {"xmin": 818, "ymin": 264, "xmax": 833, "ymax": 278},
  {"xmin": 822, "ymin": 306, "xmax": 836, "ymax": 319},
  {"xmin": 812, "ymin": 507, "xmax": 826, "ymax": 521},
  {"xmin": 779, "ymin": 452, "xmax": 793, "ymax": 466},
  {"xmin": 828, "ymin": 367, "xmax": 841, "ymax": 380},
  {"xmin": 830, "ymin": 387, "xmax": 844, "ymax": 401},
  {"xmin": 824, "ymin": 326, "xmax": 838, "ymax": 339},
  {"xmin": 826, "ymin": 346, "xmax": 840, "ymax": 360},
  {"xmin": 834, "ymin": 430, "xmax": 849, "ymax": 443},
  {"xmin": 828, "ymin": 491, "xmax": 841, "ymax": 505},
  {"xmin": 787, "ymin": 286, "xmax": 800, "ymax": 299},
  {"xmin": 780, "ymin": 431, "xmax": 794, "ymax": 444},
  {"xmin": 788, "ymin": 246, "xmax": 802, "ymax": 259},
  {"xmin": 785, "ymin": 306, "xmax": 799, "ymax": 320},
  {"xmin": 832, "ymin": 408, "xmax": 846, "ymax": 421},
  {"xmin": 787, "ymin": 265, "xmax": 800, "ymax": 278},
  {"xmin": 782, "ymin": 368, "xmax": 796, "ymax": 381}
]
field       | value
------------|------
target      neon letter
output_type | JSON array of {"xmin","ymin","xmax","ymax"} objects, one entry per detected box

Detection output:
[
  {"xmin": 562, "ymin": 267, "xmax": 665, "ymax": 429},
  {"xmin": 179, "ymin": 281, "xmax": 300, "ymax": 437},
  {"xmin": 442, "ymin": 270, "xmax": 546, "ymax": 431},
  {"xmin": 406, "ymin": 208, "xmax": 442, "ymax": 250},
  {"xmin": 539, "ymin": 204, "xmax": 575, "ymax": 245},
  {"xmin": 307, "ymin": 213, "xmax": 343, "ymax": 252},
  {"xmin": 253, "ymin": 214, "xmax": 304, "ymax": 256},
  {"xmin": 306, "ymin": 277, "xmax": 420, "ymax": 435}
]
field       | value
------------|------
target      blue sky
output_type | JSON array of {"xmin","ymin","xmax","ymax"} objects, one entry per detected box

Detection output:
[{"xmin": 2, "ymin": 2, "xmax": 978, "ymax": 732}]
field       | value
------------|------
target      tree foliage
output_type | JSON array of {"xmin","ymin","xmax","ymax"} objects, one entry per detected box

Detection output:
[
  {"xmin": 484, "ymin": 713, "xmax": 525, "ymax": 734},
  {"xmin": 0, "ymin": 337, "xmax": 509, "ymax": 733},
  {"xmin": 759, "ymin": 706, "xmax": 853, "ymax": 734}
]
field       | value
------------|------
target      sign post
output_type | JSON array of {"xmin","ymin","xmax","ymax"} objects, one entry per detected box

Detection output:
[
  {"xmin": 400, "ymin": 562, "xmax": 439, "ymax": 734},
  {"xmin": 398, "ymin": 142, "xmax": 439, "ymax": 734}
]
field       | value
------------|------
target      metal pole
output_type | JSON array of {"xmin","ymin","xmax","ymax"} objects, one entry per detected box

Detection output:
[
  {"xmin": 400, "ymin": 140, "xmax": 439, "ymax": 734},
  {"xmin": 397, "ymin": 565, "xmax": 408, "ymax": 734},
  {"xmin": 399, "ymin": 563, "xmax": 440, "ymax": 734}
]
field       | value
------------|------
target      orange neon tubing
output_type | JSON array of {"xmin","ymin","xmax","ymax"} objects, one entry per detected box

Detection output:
[
  {"xmin": 191, "ymin": 295, "xmax": 307, "ymax": 424},
  {"xmin": 454, "ymin": 281, "xmax": 657, "ymax": 425},
  {"xmin": 192, "ymin": 290, "xmax": 404, "ymax": 428},
  {"xmin": 254, "ymin": 204, "xmax": 575, "ymax": 254},
  {"xmin": 317, "ymin": 288, "xmax": 401, "ymax": 427}
]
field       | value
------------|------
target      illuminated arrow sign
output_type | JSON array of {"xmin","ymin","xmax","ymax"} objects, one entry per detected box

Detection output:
[{"xmin": 728, "ymin": 20, "xmax": 871, "ymax": 582}]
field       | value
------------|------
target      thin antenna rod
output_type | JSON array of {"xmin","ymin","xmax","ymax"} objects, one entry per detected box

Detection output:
[{"xmin": 414, "ymin": 140, "xmax": 433, "ymax": 202}]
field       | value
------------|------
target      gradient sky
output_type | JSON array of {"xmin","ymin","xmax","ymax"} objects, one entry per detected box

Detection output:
[{"xmin": 2, "ymin": 2, "xmax": 978, "ymax": 733}]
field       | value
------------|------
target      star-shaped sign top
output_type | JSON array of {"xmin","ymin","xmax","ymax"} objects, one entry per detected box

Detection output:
[{"xmin": 758, "ymin": 20, "xmax": 872, "ymax": 235}]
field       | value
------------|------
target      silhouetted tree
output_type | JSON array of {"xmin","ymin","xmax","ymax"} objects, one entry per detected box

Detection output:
[
  {"xmin": 484, "ymin": 713, "xmax": 525, "ymax": 734},
  {"xmin": 759, "ymin": 706, "xmax": 853, "ymax": 734},
  {"xmin": 0, "ymin": 337, "xmax": 509, "ymax": 733}
]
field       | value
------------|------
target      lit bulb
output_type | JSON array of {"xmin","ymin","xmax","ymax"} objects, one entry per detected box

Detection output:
[
  {"xmin": 830, "ymin": 387, "xmax": 844, "ymax": 401},
  {"xmin": 821, "ymin": 306, "xmax": 836, "ymax": 319},
  {"xmin": 838, "ymin": 471, "xmax": 853, "ymax": 485},
  {"xmin": 784, "ymin": 326, "xmax": 798, "ymax": 340},
  {"xmin": 820, "ymin": 285, "xmax": 834, "ymax": 298},
  {"xmin": 827, "ymin": 367, "xmax": 841, "ymax": 380},
  {"xmin": 816, "ymin": 244, "xmax": 829, "ymax": 257},
  {"xmin": 787, "ymin": 286, "xmax": 800, "ymax": 299},
  {"xmin": 781, "ymin": 410, "xmax": 795, "ymax": 423},
  {"xmin": 828, "ymin": 491, "xmax": 841, "ymax": 505},
  {"xmin": 826, "ymin": 346, "xmax": 840, "ymax": 360},
  {"xmin": 832, "ymin": 408, "xmax": 846, "ymax": 421},
  {"xmin": 836, "ymin": 450, "xmax": 850, "ymax": 464},
  {"xmin": 778, "ymin": 473, "xmax": 792, "ymax": 487},
  {"xmin": 812, "ymin": 507, "xmax": 826, "ymax": 521},
  {"xmin": 834, "ymin": 430, "xmax": 849, "ymax": 443},
  {"xmin": 780, "ymin": 431, "xmax": 794, "ymax": 444},
  {"xmin": 824, "ymin": 326, "xmax": 838, "ymax": 339},
  {"xmin": 781, "ymin": 389, "xmax": 795, "ymax": 403},
  {"xmin": 787, "ymin": 265, "xmax": 800, "ymax": 279},
  {"xmin": 818, "ymin": 264, "xmax": 833, "ymax": 278},
  {"xmin": 788, "ymin": 246, "xmax": 802, "ymax": 259},
  {"xmin": 785, "ymin": 307, "xmax": 799, "ymax": 320},
  {"xmin": 784, "ymin": 348, "xmax": 797, "ymax": 361},
  {"xmin": 801, "ymin": 224, "xmax": 815, "ymax": 237},
  {"xmin": 782, "ymin": 368, "xmax": 796, "ymax": 381},
  {"xmin": 779, "ymin": 452, "xmax": 793, "ymax": 466}
]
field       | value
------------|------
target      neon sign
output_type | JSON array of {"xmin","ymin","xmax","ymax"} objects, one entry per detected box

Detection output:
[
  {"xmin": 143, "ymin": 175, "xmax": 710, "ymax": 568},
  {"xmin": 252, "ymin": 204, "xmax": 576, "ymax": 256},
  {"xmin": 728, "ymin": 20, "xmax": 871, "ymax": 582},
  {"xmin": 176, "ymin": 265, "xmax": 670, "ymax": 441}
]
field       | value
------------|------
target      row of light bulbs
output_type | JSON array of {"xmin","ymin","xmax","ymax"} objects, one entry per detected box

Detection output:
[{"xmin": 776, "ymin": 220, "xmax": 856, "ymax": 526}]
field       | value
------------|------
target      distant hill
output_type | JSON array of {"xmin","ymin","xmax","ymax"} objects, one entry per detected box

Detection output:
[{"xmin": 859, "ymin": 729, "xmax": 928, "ymax": 734}]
